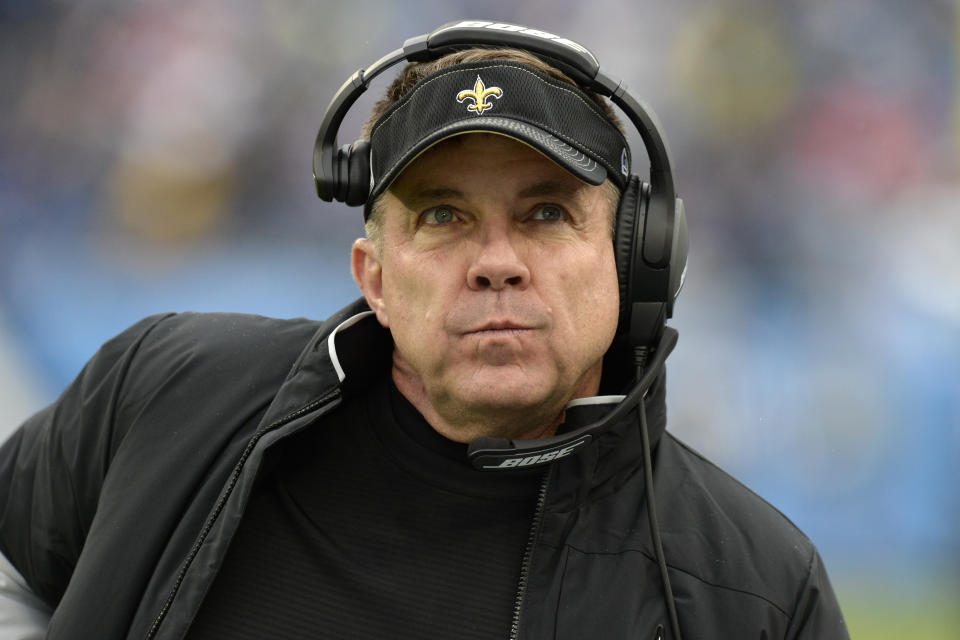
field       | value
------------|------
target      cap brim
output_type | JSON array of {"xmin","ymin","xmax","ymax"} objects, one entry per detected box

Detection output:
[{"xmin": 370, "ymin": 117, "xmax": 608, "ymax": 201}]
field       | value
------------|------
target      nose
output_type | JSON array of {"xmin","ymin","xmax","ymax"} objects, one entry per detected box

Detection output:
[{"xmin": 466, "ymin": 224, "xmax": 531, "ymax": 291}]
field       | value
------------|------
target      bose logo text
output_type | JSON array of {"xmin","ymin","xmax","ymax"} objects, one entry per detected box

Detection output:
[
  {"xmin": 445, "ymin": 21, "xmax": 591, "ymax": 56},
  {"xmin": 486, "ymin": 444, "xmax": 581, "ymax": 469}
]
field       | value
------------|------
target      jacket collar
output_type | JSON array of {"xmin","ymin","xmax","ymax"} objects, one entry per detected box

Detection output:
[
  {"xmin": 256, "ymin": 298, "xmax": 374, "ymax": 427},
  {"xmin": 277, "ymin": 299, "xmax": 668, "ymax": 500}
]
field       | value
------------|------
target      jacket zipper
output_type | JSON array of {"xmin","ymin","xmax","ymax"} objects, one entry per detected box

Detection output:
[
  {"xmin": 145, "ymin": 390, "xmax": 341, "ymax": 639},
  {"xmin": 509, "ymin": 466, "xmax": 552, "ymax": 640}
]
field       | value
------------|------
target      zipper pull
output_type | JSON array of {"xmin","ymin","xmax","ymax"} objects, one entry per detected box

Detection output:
[{"xmin": 653, "ymin": 623, "xmax": 664, "ymax": 640}]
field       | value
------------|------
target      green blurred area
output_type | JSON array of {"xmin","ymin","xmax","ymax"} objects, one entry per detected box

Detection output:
[{"xmin": 837, "ymin": 576, "xmax": 960, "ymax": 639}]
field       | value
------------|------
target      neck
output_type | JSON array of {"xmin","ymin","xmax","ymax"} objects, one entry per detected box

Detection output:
[{"xmin": 391, "ymin": 366, "xmax": 565, "ymax": 444}]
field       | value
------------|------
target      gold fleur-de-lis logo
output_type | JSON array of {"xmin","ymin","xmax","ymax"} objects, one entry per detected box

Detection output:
[{"xmin": 456, "ymin": 75, "xmax": 503, "ymax": 115}]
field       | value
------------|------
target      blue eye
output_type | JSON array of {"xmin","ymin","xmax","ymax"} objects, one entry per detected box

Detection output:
[
  {"xmin": 532, "ymin": 204, "xmax": 566, "ymax": 222},
  {"xmin": 421, "ymin": 206, "xmax": 456, "ymax": 225}
]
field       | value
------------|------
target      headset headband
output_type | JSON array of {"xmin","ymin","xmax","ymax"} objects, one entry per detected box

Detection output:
[{"xmin": 313, "ymin": 19, "xmax": 677, "ymax": 267}]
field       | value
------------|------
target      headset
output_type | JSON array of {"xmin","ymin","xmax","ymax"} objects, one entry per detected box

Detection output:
[
  {"xmin": 314, "ymin": 21, "xmax": 687, "ymax": 638},
  {"xmin": 314, "ymin": 20, "xmax": 688, "ymax": 353}
]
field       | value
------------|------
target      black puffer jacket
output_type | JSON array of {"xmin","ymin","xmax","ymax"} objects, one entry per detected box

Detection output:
[{"xmin": 0, "ymin": 299, "xmax": 848, "ymax": 639}]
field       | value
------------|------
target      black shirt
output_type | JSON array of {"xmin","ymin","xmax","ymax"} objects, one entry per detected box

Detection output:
[{"xmin": 186, "ymin": 376, "xmax": 543, "ymax": 639}]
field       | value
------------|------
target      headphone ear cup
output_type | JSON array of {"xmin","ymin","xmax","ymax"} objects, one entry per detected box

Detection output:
[
  {"xmin": 665, "ymin": 197, "xmax": 688, "ymax": 317},
  {"xmin": 331, "ymin": 141, "xmax": 371, "ymax": 205},
  {"xmin": 334, "ymin": 144, "xmax": 351, "ymax": 202},
  {"xmin": 344, "ymin": 140, "xmax": 371, "ymax": 206},
  {"xmin": 614, "ymin": 176, "xmax": 644, "ymax": 335},
  {"xmin": 313, "ymin": 135, "xmax": 332, "ymax": 200},
  {"xmin": 616, "ymin": 176, "xmax": 675, "ymax": 348}
]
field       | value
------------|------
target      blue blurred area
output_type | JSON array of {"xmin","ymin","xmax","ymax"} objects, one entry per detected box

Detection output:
[{"xmin": 1, "ymin": 0, "xmax": 958, "ymax": 628}]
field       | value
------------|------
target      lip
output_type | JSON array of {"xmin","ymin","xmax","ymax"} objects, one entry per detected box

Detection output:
[{"xmin": 463, "ymin": 320, "xmax": 535, "ymax": 335}]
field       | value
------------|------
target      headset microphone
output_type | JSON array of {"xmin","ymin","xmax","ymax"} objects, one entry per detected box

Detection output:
[
  {"xmin": 468, "ymin": 325, "xmax": 683, "ymax": 640},
  {"xmin": 468, "ymin": 327, "xmax": 677, "ymax": 470}
]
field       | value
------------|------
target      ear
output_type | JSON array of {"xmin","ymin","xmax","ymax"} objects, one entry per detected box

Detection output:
[{"xmin": 351, "ymin": 238, "xmax": 389, "ymax": 328}]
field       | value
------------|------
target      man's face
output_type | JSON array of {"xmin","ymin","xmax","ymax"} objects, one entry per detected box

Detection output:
[{"xmin": 352, "ymin": 133, "xmax": 620, "ymax": 441}]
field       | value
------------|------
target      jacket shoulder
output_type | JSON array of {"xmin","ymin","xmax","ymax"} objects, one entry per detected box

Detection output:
[
  {"xmin": 136, "ymin": 312, "xmax": 323, "ymax": 366},
  {"xmin": 116, "ymin": 311, "xmax": 329, "ymax": 431},
  {"xmin": 657, "ymin": 433, "xmax": 826, "ymax": 617},
  {"xmin": 128, "ymin": 301, "xmax": 372, "ymax": 388}
]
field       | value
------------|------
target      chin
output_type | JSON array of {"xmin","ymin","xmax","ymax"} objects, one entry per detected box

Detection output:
[{"xmin": 451, "ymin": 371, "xmax": 560, "ymax": 412}]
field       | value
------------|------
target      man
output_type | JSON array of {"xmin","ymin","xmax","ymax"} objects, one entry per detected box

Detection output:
[{"xmin": 0, "ymin": 21, "xmax": 848, "ymax": 639}]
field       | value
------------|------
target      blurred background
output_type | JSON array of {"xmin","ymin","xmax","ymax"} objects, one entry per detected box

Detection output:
[{"xmin": 1, "ymin": 0, "xmax": 957, "ymax": 636}]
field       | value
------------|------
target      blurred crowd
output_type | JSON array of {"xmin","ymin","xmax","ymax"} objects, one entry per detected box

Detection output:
[{"xmin": 1, "ymin": 0, "xmax": 958, "ymax": 633}]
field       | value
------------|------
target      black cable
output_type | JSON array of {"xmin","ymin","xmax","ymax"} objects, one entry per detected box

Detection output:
[{"xmin": 638, "ymin": 378, "xmax": 683, "ymax": 639}]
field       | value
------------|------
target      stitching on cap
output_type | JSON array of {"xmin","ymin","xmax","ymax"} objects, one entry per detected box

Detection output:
[
  {"xmin": 376, "ymin": 120, "xmax": 619, "ymax": 191},
  {"xmin": 373, "ymin": 118, "xmax": 623, "ymax": 200},
  {"xmin": 370, "ymin": 62, "xmax": 625, "ymax": 172},
  {"xmin": 377, "ymin": 116, "xmax": 620, "ymax": 185},
  {"xmin": 496, "ymin": 119, "xmax": 599, "ymax": 170}
]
